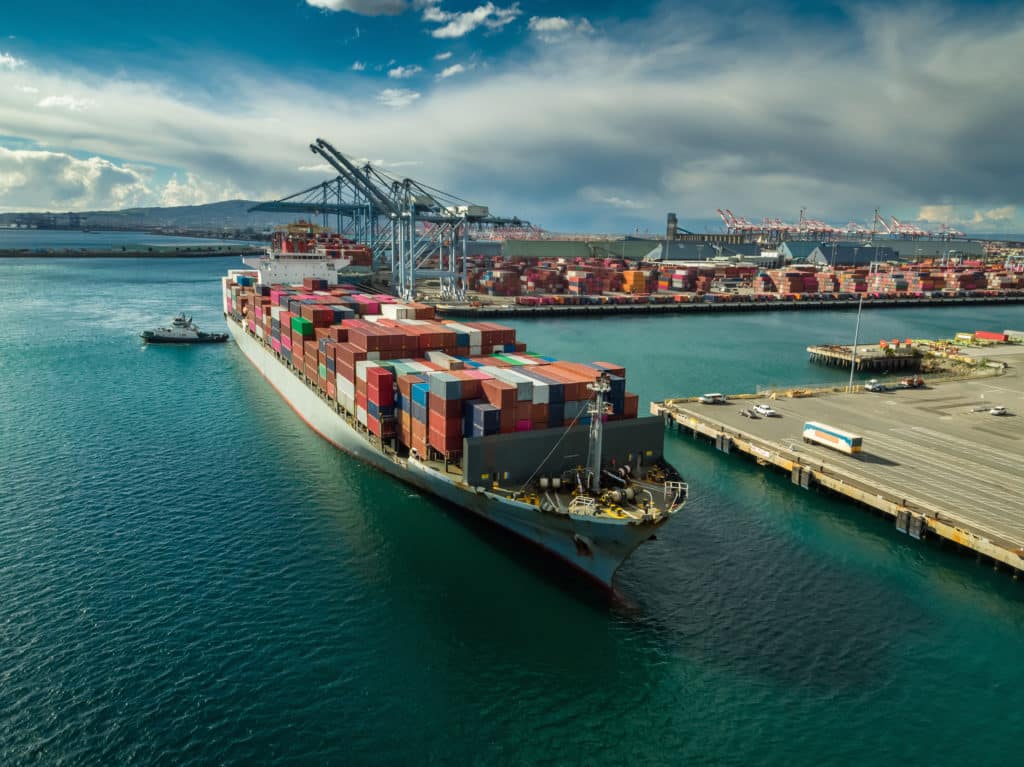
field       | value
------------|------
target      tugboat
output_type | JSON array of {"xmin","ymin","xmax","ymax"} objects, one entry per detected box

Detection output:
[{"xmin": 141, "ymin": 313, "xmax": 228, "ymax": 344}]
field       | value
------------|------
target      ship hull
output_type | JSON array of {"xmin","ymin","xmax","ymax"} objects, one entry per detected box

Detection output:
[{"xmin": 225, "ymin": 318, "xmax": 667, "ymax": 588}]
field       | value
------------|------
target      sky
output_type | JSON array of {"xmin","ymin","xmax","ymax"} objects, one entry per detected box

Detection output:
[{"xmin": 0, "ymin": 0, "xmax": 1022, "ymax": 233}]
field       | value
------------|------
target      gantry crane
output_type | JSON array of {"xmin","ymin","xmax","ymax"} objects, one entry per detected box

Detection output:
[{"xmin": 252, "ymin": 139, "xmax": 531, "ymax": 300}]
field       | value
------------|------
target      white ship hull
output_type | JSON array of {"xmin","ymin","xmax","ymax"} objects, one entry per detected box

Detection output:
[{"xmin": 225, "ymin": 318, "xmax": 669, "ymax": 587}]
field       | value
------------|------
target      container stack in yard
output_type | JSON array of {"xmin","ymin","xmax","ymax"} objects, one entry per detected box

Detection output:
[{"xmin": 224, "ymin": 275, "xmax": 641, "ymax": 460}]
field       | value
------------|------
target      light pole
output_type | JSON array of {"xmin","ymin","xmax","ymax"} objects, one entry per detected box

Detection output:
[
  {"xmin": 848, "ymin": 256, "xmax": 874, "ymax": 392},
  {"xmin": 848, "ymin": 291, "xmax": 864, "ymax": 391}
]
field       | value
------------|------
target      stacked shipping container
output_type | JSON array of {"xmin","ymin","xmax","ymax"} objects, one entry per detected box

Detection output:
[{"xmin": 224, "ymin": 276, "xmax": 641, "ymax": 459}]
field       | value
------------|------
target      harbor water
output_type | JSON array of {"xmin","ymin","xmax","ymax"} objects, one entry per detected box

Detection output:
[{"xmin": 2, "ymin": 256, "xmax": 1023, "ymax": 765}]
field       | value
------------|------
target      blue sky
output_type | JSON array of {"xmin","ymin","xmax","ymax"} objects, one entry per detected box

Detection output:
[{"xmin": 0, "ymin": 0, "xmax": 1022, "ymax": 233}]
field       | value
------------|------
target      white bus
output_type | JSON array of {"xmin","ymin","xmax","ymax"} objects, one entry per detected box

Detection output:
[{"xmin": 802, "ymin": 421, "xmax": 863, "ymax": 454}]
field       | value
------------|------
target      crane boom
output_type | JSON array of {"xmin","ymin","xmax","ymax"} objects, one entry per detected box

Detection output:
[{"xmin": 311, "ymin": 139, "xmax": 400, "ymax": 215}]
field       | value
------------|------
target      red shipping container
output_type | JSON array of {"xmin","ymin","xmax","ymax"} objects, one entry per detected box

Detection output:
[
  {"xmin": 499, "ymin": 408, "xmax": 515, "ymax": 434},
  {"xmin": 975, "ymin": 330, "xmax": 1008, "ymax": 342},
  {"xmin": 336, "ymin": 360, "xmax": 355, "ymax": 384},
  {"xmin": 514, "ymin": 401, "xmax": 532, "ymax": 421},
  {"xmin": 327, "ymin": 380, "xmax": 337, "ymax": 400},
  {"xmin": 429, "ymin": 393, "xmax": 462, "ymax": 419},
  {"xmin": 482, "ymin": 379, "xmax": 516, "ymax": 409},
  {"xmin": 429, "ymin": 425, "xmax": 463, "ymax": 453},
  {"xmin": 623, "ymin": 392, "xmax": 639, "ymax": 419}
]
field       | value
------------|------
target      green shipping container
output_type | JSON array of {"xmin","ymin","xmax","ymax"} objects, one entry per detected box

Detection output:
[
  {"xmin": 291, "ymin": 315, "xmax": 314, "ymax": 337},
  {"xmin": 318, "ymin": 363, "xmax": 327, "ymax": 379}
]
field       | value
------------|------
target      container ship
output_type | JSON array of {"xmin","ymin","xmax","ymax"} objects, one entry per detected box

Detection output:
[{"xmin": 221, "ymin": 253, "xmax": 687, "ymax": 587}]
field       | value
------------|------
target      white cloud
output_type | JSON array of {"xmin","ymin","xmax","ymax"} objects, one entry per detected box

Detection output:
[
  {"xmin": 422, "ymin": 2, "xmax": 521, "ymax": 39},
  {"xmin": 351, "ymin": 61, "xmax": 366, "ymax": 71},
  {"xmin": 388, "ymin": 65, "xmax": 422, "ymax": 79},
  {"xmin": 37, "ymin": 94, "xmax": 93, "ymax": 111},
  {"xmin": 528, "ymin": 15, "xmax": 593, "ymax": 43},
  {"xmin": 14, "ymin": 84, "xmax": 38, "ymax": 93},
  {"xmin": 0, "ymin": 147, "xmax": 150, "ymax": 209},
  {"xmin": 376, "ymin": 88, "xmax": 420, "ymax": 107},
  {"xmin": 305, "ymin": 0, "xmax": 408, "ymax": 15},
  {"xmin": 580, "ymin": 186, "xmax": 647, "ymax": 211},
  {"xmin": 0, "ymin": 52, "xmax": 25, "ymax": 69},
  {"xmin": 436, "ymin": 63, "xmax": 466, "ymax": 80},
  {"xmin": 297, "ymin": 163, "xmax": 333, "ymax": 173},
  {"xmin": 918, "ymin": 204, "xmax": 1017, "ymax": 227},
  {"xmin": 160, "ymin": 172, "xmax": 241, "ymax": 207},
  {"xmin": 434, "ymin": 51, "xmax": 453, "ymax": 61}
]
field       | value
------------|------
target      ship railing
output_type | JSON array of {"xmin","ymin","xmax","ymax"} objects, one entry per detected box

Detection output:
[
  {"xmin": 568, "ymin": 496, "xmax": 597, "ymax": 517},
  {"xmin": 664, "ymin": 481, "xmax": 687, "ymax": 510}
]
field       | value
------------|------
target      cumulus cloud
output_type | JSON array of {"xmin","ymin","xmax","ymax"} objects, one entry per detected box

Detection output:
[
  {"xmin": 160, "ymin": 172, "xmax": 242, "ymax": 207},
  {"xmin": 422, "ymin": 2, "xmax": 521, "ymax": 39},
  {"xmin": 0, "ymin": 147, "xmax": 150, "ymax": 209},
  {"xmin": 388, "ymin": 64, "xmax": 422, "ymax": 79},
  {"xmin": 436, "ymin": 63, "xmax": 466, "ymax": 80},
  {"xmin": 376, "ymin": 88, "xmax": 420, "ymax": 107},
  {"xmin": 434, "ymin": 51, "xmax": 453, "ymax": 61},
  {"xmin": 37, "ymin": 94, "xmax": 93, "ymax": 111},
  {"xmin": 351, "ymin": 60, "xmax": 366, "ymax": 71},
  {"xmin": 305, "ymin": 0, "xmax": 408, "ymax": 15},
  {"xmin": 14, "ymin": 84, "xmax": 38, "ymax": 93},
  {"xmin": 527, "ymin": 16, "xmax": 593, "ymax": 43},
  {"xmin": 0, "ymin": 52, "xmax": 25, "ymax": 69}
]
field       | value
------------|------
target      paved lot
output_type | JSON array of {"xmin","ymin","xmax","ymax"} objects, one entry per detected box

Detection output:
[{"xmin": 681, "ymin": 348, "xmax": 1024, "ymax": 547}]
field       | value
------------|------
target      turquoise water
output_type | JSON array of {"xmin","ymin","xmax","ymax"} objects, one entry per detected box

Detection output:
[{"xmin": 2, "ymin": 257, "xmax": 1023, "ymax": 765}]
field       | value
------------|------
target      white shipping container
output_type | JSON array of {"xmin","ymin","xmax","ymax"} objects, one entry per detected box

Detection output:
[
  {"xmin": 356, "ymin": 406, "xmax": 368, "ymax": 425},
  {"xmin": 337, "ymin": 374, "xmax": 358, "ymax": 397}
]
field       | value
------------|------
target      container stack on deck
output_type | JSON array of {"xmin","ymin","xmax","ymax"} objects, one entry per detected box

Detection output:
[{"xmin": 224, "ymin": 275, "xmax": 641, "ymax": 459}]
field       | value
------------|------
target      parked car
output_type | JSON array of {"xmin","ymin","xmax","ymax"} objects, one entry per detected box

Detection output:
[
  {"xmin": 898, "ymin": 376, "xmax": 925, "ymax": 389},
  {"xmin": 753, "ymin": 404, "xmax": 778, "ymax": 417},
  {"xmin": 864, "ymin": 380, "xmax": 887, "ymax": 392},
  {"xmin": 990, "ymin": 406, "xmax": 1007, "ymax": 416}
]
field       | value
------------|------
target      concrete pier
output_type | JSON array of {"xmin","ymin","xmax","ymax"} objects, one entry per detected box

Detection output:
[
  {"xmin": 652, "ymin": 344, "xmax": 1024, "ymax": 576},
  {"xmin": 807, "ymin": 344, "xmax": 921, "ymax": 371}
]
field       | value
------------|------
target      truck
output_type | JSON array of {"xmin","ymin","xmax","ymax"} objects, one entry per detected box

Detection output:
[{"xmin": 802, "ymin": 421, "xmax": 863, "ymax": 455}]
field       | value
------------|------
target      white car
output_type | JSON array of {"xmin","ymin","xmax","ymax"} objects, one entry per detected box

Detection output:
[
  {"xmin": 990, "ymin": 406, "xmax": 1007, "ymax": 416},
  {"xmin": 698, "ymin": 393, "xmax": 727, "ymax": 404},
  {"xmin": 753, "ymin": 404, "xmax": 778, "ymax": 417}
]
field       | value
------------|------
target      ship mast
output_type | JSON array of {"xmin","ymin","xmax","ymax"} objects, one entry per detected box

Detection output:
[{"xmin": 585, "ymin": 372, "xmax": 611, "ymax": 493}]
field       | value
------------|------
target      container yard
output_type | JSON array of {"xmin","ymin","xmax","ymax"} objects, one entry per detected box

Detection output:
[{"xmin": 652, "ymin": 340, "xmax": 1024, "ymax": 577}]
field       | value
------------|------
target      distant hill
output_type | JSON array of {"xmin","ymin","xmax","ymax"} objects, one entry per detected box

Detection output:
[{"xmin": 0, "ymin": 200, "xmax": 302, "ymax": 232}]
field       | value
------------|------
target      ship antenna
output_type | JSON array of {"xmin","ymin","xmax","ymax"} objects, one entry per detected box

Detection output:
[{"xmin": 585, "ymin": 372, "xmax": 612, "ymax": 494}]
